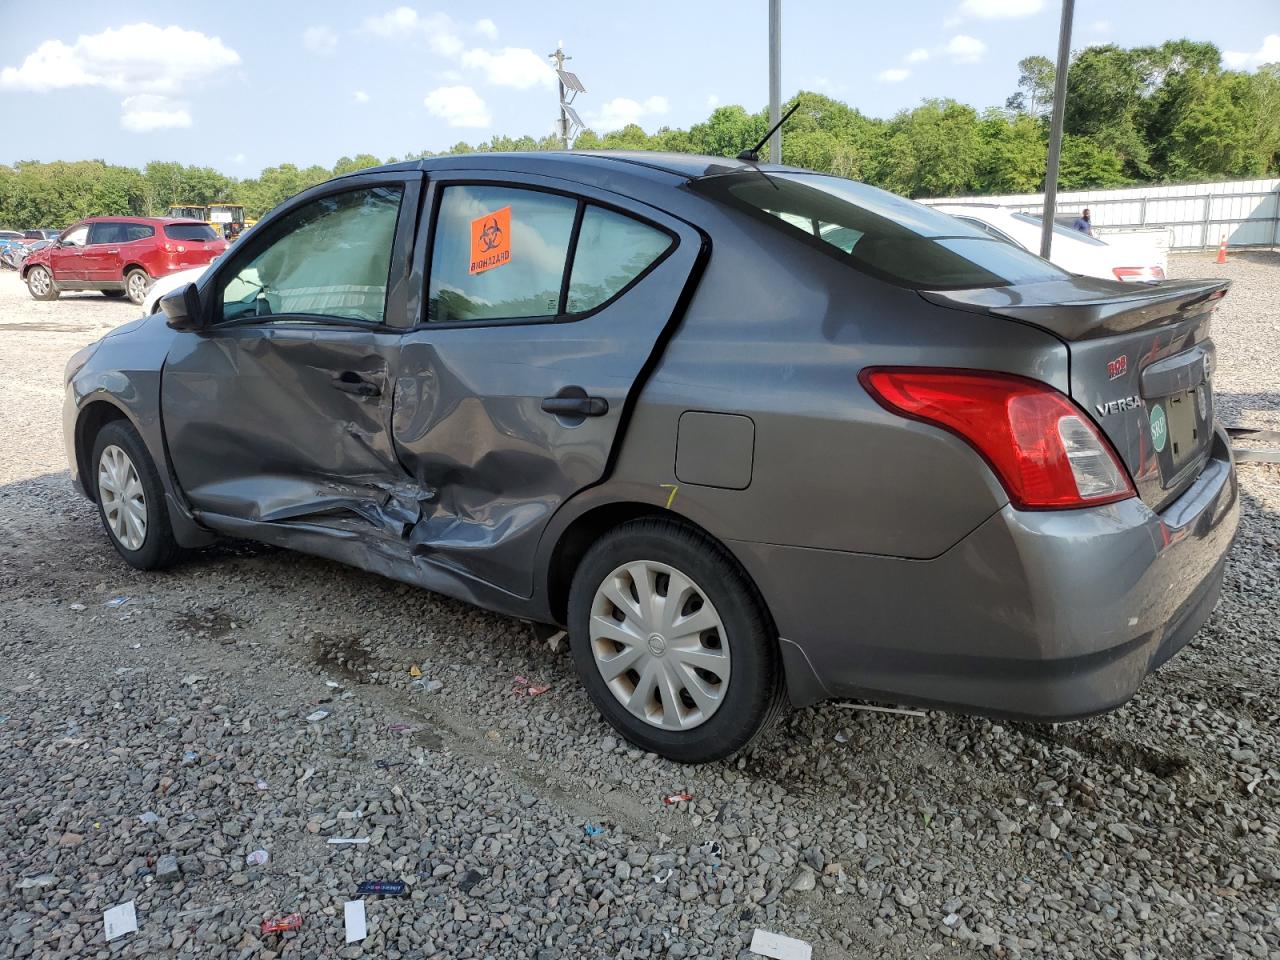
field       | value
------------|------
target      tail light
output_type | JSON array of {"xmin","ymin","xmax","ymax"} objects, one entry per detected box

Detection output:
[
  {"xmin": 860, "ymin": 368, "xmax": 1135, "ymax": 510},
  {"xmin": 1113, "ymin": 266, "xmax": 1164, "ymax": 282}
]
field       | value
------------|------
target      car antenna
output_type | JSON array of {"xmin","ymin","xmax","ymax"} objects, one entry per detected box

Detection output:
[{"xmin": 736, "ymin": 102, "xmax": 801, "ymax": 162}]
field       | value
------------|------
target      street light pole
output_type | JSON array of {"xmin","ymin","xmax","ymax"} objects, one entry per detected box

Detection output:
[
  {"xmin": 1040, "ymin": 0, "xmax": 1075, "ymax": 259},
  {"xmin": 768, "ymin": 0, "xmax": 781, "ymax": 163}
]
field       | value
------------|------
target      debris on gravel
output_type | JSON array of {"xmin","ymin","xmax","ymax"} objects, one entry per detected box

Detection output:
[{"xmin": 1, "ymin": 256, "xmax": 1279, "ymax": 958}]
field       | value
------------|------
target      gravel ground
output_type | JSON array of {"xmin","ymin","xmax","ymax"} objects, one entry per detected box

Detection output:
[{"xmin": 1, "ymin": 254, "xmax": 1278, "ymax": 960}]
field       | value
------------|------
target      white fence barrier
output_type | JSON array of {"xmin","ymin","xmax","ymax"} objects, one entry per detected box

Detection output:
[{"xmin": 919, "ymin": 178, "xmax": 1280, "ymax": 250}]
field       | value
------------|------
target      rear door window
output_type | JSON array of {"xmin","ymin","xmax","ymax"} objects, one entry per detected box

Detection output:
[
  {"xmin": 165, "ymin": 223, "xmax": 219, "ymax": 242},
  {"xmin": 427, "ymin": 185, "xmax": 576, "ymax": 323},
  {"xmin": 695, "ymin": 172, "xmax": 1068, "ymax": 289},
  {"xmin": 87, "ymin": 222, "xmax": 128, "ymax": 245}
]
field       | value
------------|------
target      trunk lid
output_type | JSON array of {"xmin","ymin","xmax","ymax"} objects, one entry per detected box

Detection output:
[{"xmin": 922, "ymin": 276, "xmax": 1228, "ymax": 511}]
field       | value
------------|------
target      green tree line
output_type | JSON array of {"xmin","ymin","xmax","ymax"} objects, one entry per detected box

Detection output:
[{"xmin": 2, "ymin": 40, "xmax": 1276, "ymax": 229}]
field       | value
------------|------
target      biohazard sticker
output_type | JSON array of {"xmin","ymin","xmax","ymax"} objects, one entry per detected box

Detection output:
[{"xmin": 469, "ymin": 206, "xmax": 511, "ymax": 275}]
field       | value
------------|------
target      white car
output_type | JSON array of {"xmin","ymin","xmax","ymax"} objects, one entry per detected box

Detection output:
[
  {"xmin": 937, "ymin": 205, "xmax": 1167, "ymax": 283},
  {"xmin": 140, "ymin": 265, "xmax": 208, "ymax": 315}
]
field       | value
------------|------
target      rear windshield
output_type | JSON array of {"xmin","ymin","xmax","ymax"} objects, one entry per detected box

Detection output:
[
  {"xmin": 694, "ymin": 172, "xmax": 1068, "ymax": 290},
  {"xmin": 1012, "ymin": 212, "xmax": 1108, "ymax": 247},
  {"xmin": 165, "ymin": 223, "xmax": 219, "ymax": 241}
]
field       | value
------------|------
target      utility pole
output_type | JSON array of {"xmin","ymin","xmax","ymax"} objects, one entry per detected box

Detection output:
[
  {"xmin": 768, "ymin": 0, "xmax": 782, "ymax": 163},
  {"xmin": 1040, "ymin": 0, "xmax": 1075, "ymax": 259},
  {"xmin": 550, "ymin": 43, "xmax": 570, "ymax": 149}
]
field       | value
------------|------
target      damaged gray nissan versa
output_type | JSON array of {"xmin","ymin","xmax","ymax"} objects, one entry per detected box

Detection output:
[{"xmin": 63, "ymin": 152, "xmax": 1239, "ymax": 762}]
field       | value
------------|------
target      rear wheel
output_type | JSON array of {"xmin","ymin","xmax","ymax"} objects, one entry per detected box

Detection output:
[
  {"xmin": 568, "ymin": 518, "xmax": 785, "ymax": 763},
  {"xmin": 26, "ymin": 266, "xmax": 58, "ymax": 301},
  {"xmin": 91, "ymin": 420, "xmax": 181, "ymax": 570},
  {"xmin": 124, "ymin": 268, "xmax": 150, "ymax": 305}
]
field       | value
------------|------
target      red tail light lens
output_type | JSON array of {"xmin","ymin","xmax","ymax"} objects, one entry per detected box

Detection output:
[{"xmin": 860, "ymin": 368, "xmax": 1136, "ymax": 510}]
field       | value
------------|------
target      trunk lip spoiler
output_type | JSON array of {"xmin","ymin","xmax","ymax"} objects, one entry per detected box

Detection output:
[{"xmin": 918, "ymin": 278, "xmax": 1230, "ymax": 341}]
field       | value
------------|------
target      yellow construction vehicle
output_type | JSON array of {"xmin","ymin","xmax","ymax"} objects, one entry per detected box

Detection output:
[{"xmin": 165, "ymin": 202, "xmax": 255, "ymax": 241}]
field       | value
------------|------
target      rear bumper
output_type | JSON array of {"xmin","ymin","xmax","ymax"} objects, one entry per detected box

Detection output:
[{"xmin": 733, "ymin": 425, "xmax": 1239, "ymax": 719}]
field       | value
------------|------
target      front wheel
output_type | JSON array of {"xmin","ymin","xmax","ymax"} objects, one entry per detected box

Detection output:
[
  {"xmin": 91, "ymin": 420, "xmax": 181, "ymax": 570},
  {"xmin": 26, "ymin": 266, "xmax": 58, "ymax": 300},
  {"xmin": 124, "ymin": 268, "xmax": 150, "ymax": 305},
  {"xmin": 568, "ymin": 518, "xmax": 785, "ymax": 763}
]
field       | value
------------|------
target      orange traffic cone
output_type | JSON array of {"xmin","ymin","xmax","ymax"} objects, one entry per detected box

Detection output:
[{"xmin": 1216, "ymin": 233, "xmax": 1227, "ymax": 264}]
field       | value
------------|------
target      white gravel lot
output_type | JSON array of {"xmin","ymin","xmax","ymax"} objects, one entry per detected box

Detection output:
[{"xmin": 1, "ymin": 254, "xmax": 1278, "ymax": 960}]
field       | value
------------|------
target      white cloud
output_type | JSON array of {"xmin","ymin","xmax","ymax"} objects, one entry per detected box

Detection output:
[
  {"xmin": 461, "ymin": 46, "xmax": 554, "ymax": 89},
  {"xmin": 1089, "ymin": 19, "xmax": 1112, "ymax": 34},
  {"xmin": 588, "ymin": 95, "xmax": 669, "ymax": 132},
  {"xmin": 707, "ymin": 93, "xmax": 720, "ymax": 108},
  {"xmin": 905, "ymin": 48, "xmax": 930, "ymax": 63},
  {"xmin": 120, "ymin": 94, "xmax": 191, "ymax": 132},
  {"xmin": 303, "ymin": 25, "xmax": 338, "ymax": 55},
  {"xmin": 1, "ymin": 23, "xmax": 240, "ymax": 94},
  {"xmin": 1223, "ymin": 34, "xmax": 1280, "ymax": 70},
  {"xmin": 423, "ymin": 85, "xmax": 490, "ymax": 127},
  {"xmin": 362, "ymin": 7, "xmax": 464, "ymax": 57},
  {"xmin": 231, "ymin": 152, "xmax": 247, "ymax": 165},
  {"xmin": 353, "ymin": 89, "xmax": 370, "ymax": 103},
  {"xmin": 877, "ymin": 68, "xmax": 911, "ymax": 83},
  {"xmin": 946, "ymin": 35, "xmax": 987, "ymax": 63},
  {"xmin": 474, "ymin": 18, "xmax": 498, "ymax": 40},
  {"xmin": 956, "ymin": 0, "xmax": 1043, "ymax": 18}
]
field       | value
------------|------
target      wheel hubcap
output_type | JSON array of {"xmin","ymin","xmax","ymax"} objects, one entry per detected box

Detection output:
[
  {"xmin": 128, "ymin": 274, "xmax": 146, "ymax": 299},
  {"xmin": 589, "ymin": 560, "xmax": 730, "ymax": 731},
  {"xmin": 31, "ymin": 269, "xmax": 49, "ymax": 294},
  {"xmin": 97, "ymin": 445, "xmax": 147, "ymax": 551}
]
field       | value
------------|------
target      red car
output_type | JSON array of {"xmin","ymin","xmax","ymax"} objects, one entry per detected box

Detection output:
[{"xmin": 21, "ymin": 216, "xmax": 228, "ymax": 305}]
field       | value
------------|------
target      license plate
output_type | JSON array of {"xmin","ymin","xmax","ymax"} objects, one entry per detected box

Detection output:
[{"xmin": 1149, "ymin": 384, "xmax": 1210, "ymax": 483}]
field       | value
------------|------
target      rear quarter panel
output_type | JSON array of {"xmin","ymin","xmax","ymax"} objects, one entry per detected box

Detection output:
[{"xmin": 605, "ymin": 199, "xmax": 1072, "ymax": 560}]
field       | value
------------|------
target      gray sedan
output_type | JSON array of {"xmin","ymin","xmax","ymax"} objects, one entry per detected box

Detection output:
[{"xmin": 62, "ymin": 152, "xmax": 1238, "ymax": 762}]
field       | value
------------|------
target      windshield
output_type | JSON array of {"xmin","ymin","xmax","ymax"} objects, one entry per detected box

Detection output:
[
  {"xmin": 165, "ymin": 223, "xmax": 219, "ymax": 241},
  {"xmin": 694, "ymin": 172, "xmax": 1069, "ymax": 289},
  {"xmin": 1012, "ymin": 212, "xmax": 1107, "ymax": 247}
]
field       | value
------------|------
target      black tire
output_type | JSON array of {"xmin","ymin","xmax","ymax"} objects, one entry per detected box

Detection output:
[
  {"xmin": 102, "ymin": 290, "xmax": 127, "ymax": 299},
  {"xmin": 567, "ymin": 518, "xmax": 785, "ymax": 763},
  {"xmin": 124, "ymin": 268, "xmax": 150, "ymax": 305},
  {"xmin": 25, "ymin": 265, "xmax": 59, "ymax": 301},
  {"xmin": 90, "ymin": 420, "xmax": 182, "ymax": 570}
]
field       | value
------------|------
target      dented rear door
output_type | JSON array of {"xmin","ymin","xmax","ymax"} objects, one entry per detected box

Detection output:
[{"xmin": 391, "ymin": 170, "xmax": 706, "ymax": 598}]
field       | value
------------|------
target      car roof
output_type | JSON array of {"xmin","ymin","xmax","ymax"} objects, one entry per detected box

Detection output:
[
  {"xmin": 76, "ymin": 215, "xmax": 209, "ymax": 225},
  {"xmin": 337, "ymin": 151, "xmax": 806, "ymax": 186}
]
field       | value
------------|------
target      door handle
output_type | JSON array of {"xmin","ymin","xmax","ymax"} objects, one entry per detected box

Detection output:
[
  {"xmin": 106, "ymin": 248, "xmax": 119, "ymax": 254},
  {"xmin": 541, "ymin": 392, "xmax": 608, "ymax": 417},
  {"xmin": 332, "ymin": 371, "xmax": 381, "ymax": 398}
]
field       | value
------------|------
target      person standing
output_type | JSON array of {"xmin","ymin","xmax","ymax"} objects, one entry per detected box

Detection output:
[{"xmin": 1072, "ymin": 208, "xmax": 1093, "ymax": 236}]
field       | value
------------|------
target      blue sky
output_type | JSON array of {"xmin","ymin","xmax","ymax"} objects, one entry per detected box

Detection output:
[{"xmin": 1, "ymin": 0, "xmax": 1276, "ymax": 176}]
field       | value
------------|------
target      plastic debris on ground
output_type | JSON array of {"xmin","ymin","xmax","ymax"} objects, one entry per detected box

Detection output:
[
  {"xmin": 584, "ymin": 823, "xmax": 606, "ymax": 838},
  {"xmin": 833, "ymin": 731, "xmax": 849, "ymax": 744},
  {"xmin": 653, "ymin": 868, "xmax": 673, "ymax": 885},
  {"xmin": 181, "ymin": 751, "xmax": 199, "ymax": 765},
  {"xmin": 138, "ymin": 811, "xmax": 159, "ymax": 826},
  {"xmin": 835, "ymin": 702, "xmax": 926, "ymax": 718},
  {"xmin": 337, "ymin": 810, "xmax": 363, "ymax": 820},
  {"xmin": 260, "ymin": 914, "xmax": 302, "ymax": 935},
  {"xmin": 344, "ymin": 900, "xmax": 367, "ymax": 944},
  {"xmin": 105, "ymin": 596, "xmax": 131, "ymax": 608},
  {"xmin": 327, "ymin": 837, "xmax": 370, "ymax": 845},
  {"xmin": 255, "ymin": 779, "xmax": 268, "ymax": 791},
  {"xmin": 356, "ymin": 880, "xmax": 406, "ymax": 896},
  {"xmin": 325, "ymin": 681, "xmax": 342, "ymax": 689},
  {"xmin": 103, "ymin": 901, "xmax": 138, "ymax": 942},
  {"xmin": 69, "ymin": 603, "xmax": 86, "ymax": 611},
  {"xmin": 699, "ymin": 840, "xmax": 723, "ymax": 857},
  {"xmin": 414, "ymin": 678, "xmax": 444, "ymax": 693},
  {"xmin": 749, "ymin": 929, "xmax": 812, "ymax": 960},
  {"xmin": 662, "ymin": 792, "xmax": 693, "ymax": 805},
  {"xmin": 245, "ymin": 849, "xmax": 269, "ymax": 867},
  {"xmin": 513, "ymin": 675, "xmax": 551, "ymax": 696},
  {"xmin": 408, "ymin": 664, "xmax": 422, "ymax": 679},
  {"xmin": 944, "ymin": 913, "xmax": 960, "ymax": 927},
  {"xmin": 306, "ymin": 710, "xmax": 329, "ymax": 722}
]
